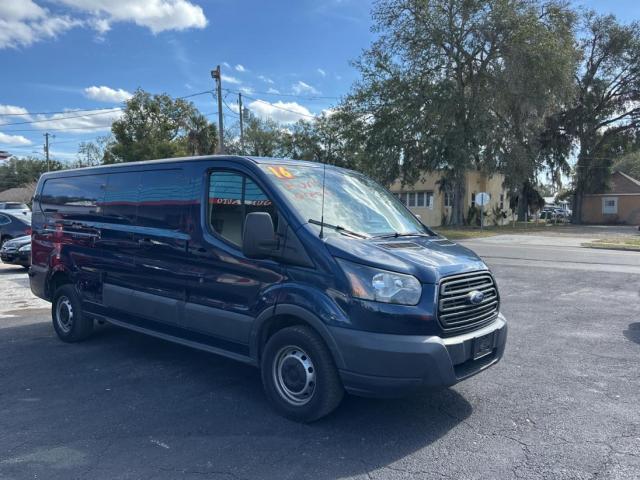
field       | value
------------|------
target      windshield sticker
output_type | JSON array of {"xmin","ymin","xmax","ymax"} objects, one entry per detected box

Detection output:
[{"xmin": 267, "ymin": 166, "xmax": 295, "ymax": 179}]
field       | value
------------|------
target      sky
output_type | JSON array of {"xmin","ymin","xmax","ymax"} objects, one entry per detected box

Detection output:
[{"xmin": 0, "ymin": 0, "xmax": 638, "ymax": 163}]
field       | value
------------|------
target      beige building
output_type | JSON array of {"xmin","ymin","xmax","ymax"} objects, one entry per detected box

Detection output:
[
  {"xmin": 389, "ymin": 170, "xmax": 508, "ymax": 227},
  {"xmin": 581, "ymin": 171, "xmax": 640, "ymax": 225}
]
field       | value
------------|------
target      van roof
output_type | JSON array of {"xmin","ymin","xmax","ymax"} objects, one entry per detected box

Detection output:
[{"xmin": 39, "ymin": 155, "xmax": 329, "ymax": 178}]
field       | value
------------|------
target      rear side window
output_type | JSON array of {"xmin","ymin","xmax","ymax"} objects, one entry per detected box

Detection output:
[
  {"xmin": 208, "ymin": 171, "xmax": 276, "ymax": 247},
  {"xmin": 137, "ymin": 169, "xmax": 188, "ymax": 230},
  {"xmin": 0, "ymin": 214, "xmax": 10, "ymax": 225},
  {"xmin": 40, "ymin": 176, "xmax": 106, "ymax": 214},
  {"xmin": 103, "ymin": 172, "xmax": 141, "ymax": 225}
]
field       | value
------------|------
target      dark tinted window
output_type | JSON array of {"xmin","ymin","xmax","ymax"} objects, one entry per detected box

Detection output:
[
  {"xmin": 41, "ymin": 175, "xmax": 106, "ymax": 214},
  {"xmin": 1, "ymin": 203, "xmax": 28, "ymax": 210},
  {"xmin": 103, "ymin": 172, "xmax": 141, "ymax": 224},
  {"xmin": 137, "ymin": 169, "xmax": 188, "ymax": 230},
  {"xmin": 0, "ymin": 214, "xmax": 10, "ymax": 225},
  {"xmin": 208, "ymin": 171, "xmax": 276, "ymax": 246}
]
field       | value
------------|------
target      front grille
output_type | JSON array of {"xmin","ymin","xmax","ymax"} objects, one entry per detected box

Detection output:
[{"xmin": 438, "ymin": 271, "xmax": 499, "ymax": 333}]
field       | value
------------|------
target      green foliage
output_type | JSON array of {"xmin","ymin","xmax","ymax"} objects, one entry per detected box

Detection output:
[
  {"xmin": 341, "ymin": 0, "xmax": 577, "ymax": 224},
  {"xmin": 614, "ymin": 151, "xmax": 640, "ymax": 179},
  {"xmin": 0, "ymin": 156, "xmax": 63, "ymax": 191},
  {"xmin": 546, "ymin": 12, "xmax": 640, "ymax": 219},
  {"xmin": 107, "ymin": 89, "xmax": 217, "ymax": 163},
  {"xmin": 491, "ymin": 205, "xmax": 508, "ymax": 226}
]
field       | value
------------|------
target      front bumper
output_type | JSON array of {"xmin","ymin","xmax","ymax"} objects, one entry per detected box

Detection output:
[
  {"xmin": 0, "ymin": 251, "xmax": 30, "ymax": 267},
  {"xmin": 330, "ymin": 313, "xmax": 507, "ymax": 397}
]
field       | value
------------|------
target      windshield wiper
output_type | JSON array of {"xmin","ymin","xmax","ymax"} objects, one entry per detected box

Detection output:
[
  {"xmin": 308, "ymin": 219, "xmax": 369, "ymax": 239},
  {"xmin": 373, "ymin": 231, "xmax": 432, "ymax": 239}
]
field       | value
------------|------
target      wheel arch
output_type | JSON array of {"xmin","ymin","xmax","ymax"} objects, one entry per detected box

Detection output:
[
  {"xmin": 250, "ymin": 304, "xmax": 346, "ymax": 370},
  {"xmin": 46, "ymin": 268, "xmax": 73, "ymax": 300}
]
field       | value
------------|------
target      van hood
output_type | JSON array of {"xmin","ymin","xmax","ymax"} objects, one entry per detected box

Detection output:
[{"xmin": 324, "ymin": 235, "xmax": 487, "ymax": 284}]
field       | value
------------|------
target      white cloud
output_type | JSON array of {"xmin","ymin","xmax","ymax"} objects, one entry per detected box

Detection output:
[
  {"xmin": 0, "ymin": 132, "xmax": 32, "ymax": 146},
  {"xmin": 84, "ymin": 85, "xmax": 133, "ymax": 103},
  {"xmin": 0, "ymin": 105, "xmax": 31, "ymax": 119},
  {"xmin": 0, "ymin": 0, "xmax": 207, "ymax": 49},
  {"xmin": 258, "ymin": 75, "xmax": 275, "ymax": 84},
  {"xmin": 317, "ymin": 68, "xmax": 326, "ymax": 77},
  {"xmin": 222, "ymin": 74, "xmax": 242, "ymax": 85},
  {"xmin": 267, "ymin": 87, "xmax": 280, "ymax": 94},
  {"xmin": 222, "ymin": 62, "xmax": 231, "ymax": 68},
  {"xmin": 240, "ymin": 87, "xmax": 254, "ymax": 95},
  {"xmin": 58, "ymin": 0, "xmax": 207, "ymax": 34},
  {"xmin": 0, "ymin": 1, "xmax": 81, "ymax": 49},
  {"xmin": 235, "ymin": 64, "xmax": 247, "ymax": 72},
  {"xmin": 292, "ymin": 81, "xmax": 320, "ymax": 95},
  {"xmin": 248, "ymin": 99, "xmax": 313, "ymax": 124},
  {"xmin": 33, "ymin": 108, "xmax": 123, "ymax": 132}
]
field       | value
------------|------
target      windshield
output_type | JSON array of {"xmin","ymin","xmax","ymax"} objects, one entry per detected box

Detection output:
[{"xmin": 260, "ymin": 163, "xmax": 430, "ymax": 237}]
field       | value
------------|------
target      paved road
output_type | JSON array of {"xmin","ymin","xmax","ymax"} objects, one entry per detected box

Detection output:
[
  {"xmin": 462, "ymin": 234, "xmax": 640, "ymax": 274},
  {"xmin": 0, "ymin": 236, "xmax": 639, "ymax": 479}
]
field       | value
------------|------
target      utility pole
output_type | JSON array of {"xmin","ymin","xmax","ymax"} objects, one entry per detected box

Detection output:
[
  {"xmin": 211, "ymin": 65, "xmax": 224, "ymax": 153},
  {"xmin": 238, "ymin": 92, "xmax": 244, "ymax": 153},
  {"xmin": 44, "ymin": 132, "xmax": 51, "ymax": 171}
]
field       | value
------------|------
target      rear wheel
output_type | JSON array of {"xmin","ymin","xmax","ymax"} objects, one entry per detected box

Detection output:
[
  {"xmin": 261, "ymin": 325, "xmax": 344, "ymax": 422},
  {"xmin": 52, "ymin": 285, "xmax": 93, "ymax": 342}
]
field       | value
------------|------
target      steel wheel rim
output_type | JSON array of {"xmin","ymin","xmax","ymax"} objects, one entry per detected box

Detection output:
[
  {"xmin": 56, "ymin": 296, "xmax": 73, "ymax": 334},
  {"xmin": 272, "ymin": 345, "xmax": 316, "ymax": 406}
]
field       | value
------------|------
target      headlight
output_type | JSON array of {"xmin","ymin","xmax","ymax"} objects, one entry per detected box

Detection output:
[
  {"xmin": 18, "ymin": 244, "xmax": 31, "ymax": 252},
  {"xmin": 336, "ymin": 258, "xmax": 422, "ymax": 305}
]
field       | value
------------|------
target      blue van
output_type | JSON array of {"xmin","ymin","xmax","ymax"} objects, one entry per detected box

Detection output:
[{"xmin": 30, "ymin": 156, "xmax": 507, "ymax": 421}]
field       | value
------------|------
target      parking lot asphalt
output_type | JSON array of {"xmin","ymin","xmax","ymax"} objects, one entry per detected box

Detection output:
[{"xmin": 1, "ymin": 235, "xmax": 639, "ymax": 480}]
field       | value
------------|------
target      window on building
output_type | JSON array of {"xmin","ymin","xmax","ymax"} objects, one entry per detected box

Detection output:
[
  {"xmin": 396, "ymin": 190, "xmax": 434, "ymax": 209},
  {"xmin": 499, "ymin": 193, "xmax": 505, "ymax": 210},
  {"xmin": 208, "ymin": 171, "xmax": 276, "ymax": 247},
  {"xmin": 444, "ymin": 192, "xmax": 452, "ymax": 207},
  {"xmin": 471, "ymin": 192, "xmax": 476, "ymax": 208},
  {"xmin": 602, "ymin": 197, "xmax": 618, "ymax": 215}
]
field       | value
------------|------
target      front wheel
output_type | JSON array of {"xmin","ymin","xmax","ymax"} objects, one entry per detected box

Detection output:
[
  {"xmin": 52, "ymin": 284, "xmax": 94, "ymax": 342},
  {"xmin": 261, "ymin": 325, "xmax": 344, "ymax": 422}
]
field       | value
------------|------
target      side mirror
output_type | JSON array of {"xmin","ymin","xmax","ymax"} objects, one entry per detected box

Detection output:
[{"xmin": 242, "ymin": 212, "xmax": 278, "ymax": 258}]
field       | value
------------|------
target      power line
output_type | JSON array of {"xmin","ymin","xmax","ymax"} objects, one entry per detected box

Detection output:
[
  {"xmin": 0, "ymin": 89, "xmax": 215, "ymax": 118},
  {"xmin": 0, "ymin": 108, "xmax": 123, "ymax": 127},
  {"xmin": 223, "ymin": 87, "xmax": 340, "ymax": 101}
]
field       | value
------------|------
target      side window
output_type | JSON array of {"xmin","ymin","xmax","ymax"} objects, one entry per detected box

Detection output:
[
  {"xmin": 40, "ymin": 176, "xmax": 106, "ymax": 214},
  {"xmin": 137, "ymin": 169, "xmax": 188, "ymax": 230},
  {"xmin": 103, "ymin": 172, "xmax": 141, "ymax": 224},
  {"xmin": 208, "ymin": 171, "xmax": 276, "ymax": 247},
  {"xmin": 0, "ymin": 214, "xmax": 10, "ymax": 226}
]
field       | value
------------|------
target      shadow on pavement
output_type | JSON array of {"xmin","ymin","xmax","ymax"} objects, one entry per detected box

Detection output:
[
  {"xmin": 0, "ymin": 265, "xmax": 28, "ymax": 275},
  {"xmin": 0, "ymin": 321, "xmax": 473, "ymax": 479},
  {"xmin": 623, "ymin": 322, "xmax": 640, "ymax": 345}
]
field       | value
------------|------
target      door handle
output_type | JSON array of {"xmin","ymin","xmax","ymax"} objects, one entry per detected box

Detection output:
[{"xmin": 138, "ymin": 237, "xmax": 154, "ymax": 245}]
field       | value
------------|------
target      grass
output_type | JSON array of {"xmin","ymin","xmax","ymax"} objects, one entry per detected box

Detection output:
[
  {"xmin": 434, "ymin": 222, "xmax": 568, "ymax": 240},
  {"xmin": 582, "ymin": 237, "xmax": 640, "ymax": 252}
]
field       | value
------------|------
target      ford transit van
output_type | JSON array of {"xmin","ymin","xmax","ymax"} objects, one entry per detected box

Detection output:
[{"xmin": 30, "ymin": 156, "xmax": 507, "ymax": 421}]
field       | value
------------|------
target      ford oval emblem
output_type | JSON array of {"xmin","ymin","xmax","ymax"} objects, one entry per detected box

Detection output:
[{"xmin": 467, "ymin": 290, "xmax": 485, "ymax": 305}]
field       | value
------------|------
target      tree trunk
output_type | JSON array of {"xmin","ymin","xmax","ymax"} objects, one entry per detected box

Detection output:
[
  {"xmin": 516, "ymin": 182, "xmax": 528, "ymax": 222},
  {"xmin": 572, "ymin": 190, "xmax": 582, "ymax": 224},
  {"xmin": 450, "ymin": 175, "xmax": 466, "ymax": 226}
]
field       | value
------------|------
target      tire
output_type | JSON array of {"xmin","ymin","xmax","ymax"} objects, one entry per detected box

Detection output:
[
  {"xmin": 261, "ymin": 325, "xmax": 344, "ymax": 422},
  {"xmin": 51, "ymin": 284, "xmax": 93, "ymax": 342}
]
